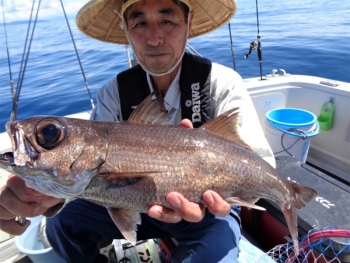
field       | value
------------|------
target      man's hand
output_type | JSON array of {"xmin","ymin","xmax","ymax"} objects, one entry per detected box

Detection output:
[
  {"xmin": 0, "ymin": 174, "xmax": 63, "ymax": 235},
  {"xmin": 147, "ymin": 119, "xmax": 232, "ymax": 223},
  {"xmin": 179, "ymin": 119, "xmax": 193, "ymax": 129},
  {"xmin": 148, "ymin": 191, "xmax": 232, "ymax": 223}
]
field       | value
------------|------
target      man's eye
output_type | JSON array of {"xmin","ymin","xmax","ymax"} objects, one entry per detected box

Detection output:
[{"xmin": 134, "ymin": 21, "xmax": 146, "ymax": 27}]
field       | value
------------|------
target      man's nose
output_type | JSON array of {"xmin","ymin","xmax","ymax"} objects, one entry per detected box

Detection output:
[{"xmin": 147, "ymin": 24, "xmax": 163, "ymax": 46}]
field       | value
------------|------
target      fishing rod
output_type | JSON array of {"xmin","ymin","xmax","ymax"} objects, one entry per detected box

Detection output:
[
  {"xmin": 228, "ymin": 22, "xmax": 237, "ymax": 71},
  {"xmin": 243, "ymin": 0, "xmax": 265, "ymax": 80},
  {"xmin": 1, "ymin": 0, "xmax": 14, "ymax": 93},
  {"xmin": 6, "ymin": 0, "xmax": 95, "ymax": 124},
  {"xmin": 59, "ymin": 0, "xmax": 95, "ymax": 109}
]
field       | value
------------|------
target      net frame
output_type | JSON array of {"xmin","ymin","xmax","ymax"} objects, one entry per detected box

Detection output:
[{"xmin": 258, "ymin": 227, "xmax": 350, "ymax": 263}]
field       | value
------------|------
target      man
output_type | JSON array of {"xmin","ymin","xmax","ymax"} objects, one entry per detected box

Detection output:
[{"xmin": 0, "ymin": 0, "xmax": 275, "ymax": 262}]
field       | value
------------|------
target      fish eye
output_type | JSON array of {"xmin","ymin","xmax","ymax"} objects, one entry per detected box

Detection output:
[
  {"xmin": 35, "ymin": 119, "xmax": 66, "ymax": 150},
  {"xmin": 42, "ymin": 124, "xmax": 60, "ymax": 141}
]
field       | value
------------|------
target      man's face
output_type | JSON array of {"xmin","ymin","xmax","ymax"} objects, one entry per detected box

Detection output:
[{"xmin": 125, "ymin": 0, "xmax": 192, "ymax": 74}]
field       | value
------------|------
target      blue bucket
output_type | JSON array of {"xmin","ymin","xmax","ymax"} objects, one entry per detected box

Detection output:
[
  {"xmin": 266, "ymin": 108, "xmax": 317, "ymax": 130},
  {"xmin": 265, "ymin": 108, "xmax": 319, "ymax": 163},
  {"xmin": 15, "ymin": 216, "xmax": 65, "ymax": 263}
]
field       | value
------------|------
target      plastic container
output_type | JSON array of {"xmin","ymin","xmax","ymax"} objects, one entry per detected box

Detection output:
[
  {"xmin": 317, "ymin": 101, "xmax": 334, "ymax": 130},
  {"xmin": 15, "ymin": 216, "xmax": 65, "ymax": 263},
  {"xmin": 265, "ymin": 108, "xmax": 319, "ymax": 163}
]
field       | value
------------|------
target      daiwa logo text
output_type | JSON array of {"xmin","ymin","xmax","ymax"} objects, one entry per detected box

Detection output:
[{"xmin": 191, "ymin": 82, "xmax": 201, "ymax": 123}]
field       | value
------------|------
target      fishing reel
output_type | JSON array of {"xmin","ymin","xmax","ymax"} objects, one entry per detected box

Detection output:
[
  {"xmin": 243, "ymin": 40, "xmax": 259, "ymax": 59},
  {"xmin": 243, "ymin": 35, "xmax": 264, "ymax": 80}
]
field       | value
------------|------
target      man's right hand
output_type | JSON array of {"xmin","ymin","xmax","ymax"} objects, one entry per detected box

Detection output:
[
  {"xmin": 0, "ymin": 174, "xmax": 63, "ymax": 235},
  {"xmin": 147, "ymin": 119, "xmax": 232, "ymax": 223}
]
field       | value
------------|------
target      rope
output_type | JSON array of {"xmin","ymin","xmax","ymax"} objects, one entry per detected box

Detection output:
[
  {"xmin": 59, "ymin": 0, "xmax": 95, "ymax": 109},
  {"xmin": 186, "ymin": 43, "xmax": 202, "ymax": 56},
  {"xmin": 273, "ymin": 132, "xmax": 302, "ymax": 157}
]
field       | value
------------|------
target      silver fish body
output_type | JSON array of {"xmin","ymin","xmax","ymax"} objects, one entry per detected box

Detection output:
[
  {"xmin": 0, "ymin": 107, "xmax": 318, "ymax": 252},
  {"xmin": 81, "ymin": 123, "xmax": 289, "ymax": 212}
]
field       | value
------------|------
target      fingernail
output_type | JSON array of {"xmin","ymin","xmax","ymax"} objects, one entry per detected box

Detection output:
[
  {"xmin": 204, "ymin": 192, "xmax": 214, "ymax": 206},
  {"xmin": 149, "ymin": 211, "xmax": 161, "ymax": 219},
  {"xmin": 168, "ymin": 196, "xmax": 181, "ymax": 210}
]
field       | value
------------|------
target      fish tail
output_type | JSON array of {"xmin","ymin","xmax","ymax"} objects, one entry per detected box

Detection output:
[
  {"xmin": 280, "ymin": 183, "xmax": 318, "ymax": 256},
  {"xmin": 281, "ymin": 204, "xmax": 300, "ymax": 255},
  {"xmin": 292, "ymin": 182, "xmax": 318, "ymax": 209}
]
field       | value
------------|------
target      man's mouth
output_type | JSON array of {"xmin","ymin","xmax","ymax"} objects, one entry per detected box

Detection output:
[{"xmin": 147, "ymin": 53, "xmax": 168, "ymax": 58}]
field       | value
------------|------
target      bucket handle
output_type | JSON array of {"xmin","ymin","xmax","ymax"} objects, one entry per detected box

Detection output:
[{"xmin": 267, "ymin": 120, "xmax": 320, "ymax": 139}]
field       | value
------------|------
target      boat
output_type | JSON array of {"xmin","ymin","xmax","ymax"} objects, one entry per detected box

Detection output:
[
  {"xmin": 1, "ymin": 73, "xmax": 349, "ymax": 263},
  {"xmin": 1, "ymin": 0, "xmax": 349, "ymax": 262},
  {"xmin": 241, "ymin": 73, "xmax": 350, "ymax": 257}
]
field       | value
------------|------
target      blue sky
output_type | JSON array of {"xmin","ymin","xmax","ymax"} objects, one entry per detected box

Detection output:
[{"xmin": 1, "ymin": 0, "xmax": 86, "ymax": 22}]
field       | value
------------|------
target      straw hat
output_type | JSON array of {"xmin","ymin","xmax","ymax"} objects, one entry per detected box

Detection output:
[{"xmin": 76, "ymin": 0, "xmax": 237, "ymax": 45}]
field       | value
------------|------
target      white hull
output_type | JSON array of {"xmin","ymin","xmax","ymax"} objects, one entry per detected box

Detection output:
[{"xmin": 244, "ymin": 74, "xmax": 350, "ymax": 179}]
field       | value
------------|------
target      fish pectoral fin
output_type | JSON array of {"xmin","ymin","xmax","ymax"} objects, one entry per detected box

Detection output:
[
  {"xmin": 107, "ymin": 208, "xmax": 141, "ymax": 245},
  {"xmin": 71, "ymin": 137, "xmax": 107, "ymax": 174},
  {"xmin": 225, "ymin": 197, "xmax": 266, "ymax": 211},
  {"xmin": 127, "ymin": 94, "xmax": 170, "ymax": 125}
]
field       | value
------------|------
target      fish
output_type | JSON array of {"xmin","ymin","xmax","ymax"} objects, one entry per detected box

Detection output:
[{"xmin": 0, "ymin": 96, "xmax": 318, "ymax": 253}]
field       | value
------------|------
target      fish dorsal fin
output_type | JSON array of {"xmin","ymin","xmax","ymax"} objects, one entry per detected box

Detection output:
[
  {"xmin": 201, "ymin": 108, "xmax": 253, "ymax": 151},
  {"xmin": 127, "ymin": 94, "xmax": 170, "ymax": 125},
  {"xmin": 107, "ymin": 208, "xmax": 141, "ymax": 245}
]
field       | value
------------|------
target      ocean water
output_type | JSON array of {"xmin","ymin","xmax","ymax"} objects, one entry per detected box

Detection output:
[{"xmin": 0, "ymin": 0, "xmax": 349, "ymax": 132}]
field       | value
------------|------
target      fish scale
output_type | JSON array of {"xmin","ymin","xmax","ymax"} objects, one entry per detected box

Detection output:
[{"xmin": 84, "ymin": 123, "xmax": 290, "ymax": 208}]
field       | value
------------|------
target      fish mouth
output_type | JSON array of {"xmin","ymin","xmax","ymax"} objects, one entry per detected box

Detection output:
[{"xmin": 6, "ymin": 122, "xmax": 39, "ymax": 167}]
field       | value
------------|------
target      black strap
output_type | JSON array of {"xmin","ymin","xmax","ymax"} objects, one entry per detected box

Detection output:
[
  {"xmin": 118, "ymin": 53, "xmax": 212, "ymax": 126},
  {"xmin": 179, "ymin": 53, "xmax": 212, "ymax": 128},
  {"xmin": 117, "ymin": 65, "xmax": 151, "ymax": 121}
]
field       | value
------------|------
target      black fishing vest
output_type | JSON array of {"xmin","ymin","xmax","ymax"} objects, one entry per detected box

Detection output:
[{"xmin": 117, "ymin": 53, "xmax": 212, "ymax": 128}]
